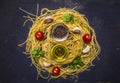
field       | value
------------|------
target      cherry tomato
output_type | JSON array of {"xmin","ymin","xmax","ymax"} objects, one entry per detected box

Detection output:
[
  {"xmin": 52, "ymin": 67, "xmax": 60, "ymax": 76},
  {"xmin": 82, "ymin": 34, "xmax": 92, "ymax": 43},
  {"xmin": 35, "ymin": 31, "xmax": 44, "ymax": 40}
]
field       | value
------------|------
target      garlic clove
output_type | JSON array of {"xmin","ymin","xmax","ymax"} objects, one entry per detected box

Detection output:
[
  {"xmin": 82, "ymin": 45, "xmax": 91, "ymax": 53},
  {"xmin": 44, "ymin": 16, "xmax": 53, "ymax": 23},
  {"xmin": 45, "ymin": 16, "xmax": 52, "ymax": 19},
  {"xmin": 72, "ymin": 27, "xmax": 82, "ymax": 34},
  {"xmin": 43, "ymin": 61, "xmax": 51, "ymax": 67}
]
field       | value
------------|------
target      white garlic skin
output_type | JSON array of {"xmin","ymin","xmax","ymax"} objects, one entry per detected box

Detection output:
[
  {"xmin": 43, "ymin": 61, "xmax": 51, "ymax": 67},
  {"xmin": 45, "ymin": 16, "xmax": 52, "ymax": 19},
  {"xmin": 72, "ymin": 27, "xmax": 82, "ymax": 34},
  {"xmin": 82, "ymin": 45, "xmax": 91, "ymax": 53}
]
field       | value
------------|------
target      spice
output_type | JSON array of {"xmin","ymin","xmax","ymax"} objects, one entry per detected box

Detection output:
[{"xmin": 51, "ymin": 23, "xmax": 69, "ymax": 41}]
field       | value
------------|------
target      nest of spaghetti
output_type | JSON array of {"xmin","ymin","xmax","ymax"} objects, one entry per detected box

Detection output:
[{"xmin": 20, "ymin": 7, "xmax": 100, "ymax": 79}]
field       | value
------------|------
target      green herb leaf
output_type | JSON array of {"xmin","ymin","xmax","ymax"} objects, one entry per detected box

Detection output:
[
  {"xmin": 32, "ymin": 49, "xmax": 45, "ymax": 58},
  {"xmin": 62, "ymin": 13, "xmax": 74, "ymax": 24},
  {"xmin": 32, "ymin": 49, "xmax": 39, "ymax": 58},
  {"xmin": 39, "ymin": 51, "xmax": 45, "ymax": 57},
  {"xmin": 69, "ymin": 64, "xmax": 74, "ymax": 69},
  {"xmin": 69, "ymin": 56, "xmax": 84, "ymax": 69},
  {"xmin": 78, "ymin": 60, "xmax": 84, "ymax": 67},
  {"xmin": 71, "ymin": 19, "xmax": 74, "ymax": 24},
  {"xmin": 72, "ymin": 59, "xmax": 78, "ymax": 65}
]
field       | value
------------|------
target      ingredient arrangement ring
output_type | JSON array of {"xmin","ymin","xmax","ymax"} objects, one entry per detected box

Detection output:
[{"xmin": 19, "ymin": 7, "xmax": 100, "ymax": 80}]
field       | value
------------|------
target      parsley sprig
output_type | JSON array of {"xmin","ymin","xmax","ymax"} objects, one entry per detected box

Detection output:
[{"xmin": 62, "ymin": 13, "xmax": 74, "ymax": 24}]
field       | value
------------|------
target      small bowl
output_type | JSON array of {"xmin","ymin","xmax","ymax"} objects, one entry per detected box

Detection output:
[
  {"xmin": 51, "ymin": 23, "xmax": 69, "ymax": 42},
  {"xmin": 51, "ymin": 44, "xmax": 68, "ymax": 62}
]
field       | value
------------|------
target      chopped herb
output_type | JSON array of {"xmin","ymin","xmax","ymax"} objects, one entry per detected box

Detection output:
[
  {"xmin": 69, "ymin": 56, "xmax": 84, "ymax": 69},
  {"xmin": 32, "ymin": 48, "xmax": 45, "ymax": 58},
  {"xmin": 39, "ymin": 51, "xmax": 45, "ymax": 57},
  {"xmin": 69, "ymin": 64, "xmax": 74, "ymax": 69},
  {"xmin": 32, "ymin": 49, "xmax": 39, "ymax": 58},
  {"xmin": 70, "ymin": 19, "xmax": 74, "ymax": 24},
  {"xmin": 62, "ymin": 13, "xmax": 74, "ymax": 24}
]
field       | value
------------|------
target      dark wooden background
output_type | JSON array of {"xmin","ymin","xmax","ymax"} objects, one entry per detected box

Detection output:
[{"xmin": 0, "ymin": 0, "xmax": 120, "ymax": 83}]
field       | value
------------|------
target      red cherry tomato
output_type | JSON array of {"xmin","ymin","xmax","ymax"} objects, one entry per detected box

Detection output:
[
  {"xmin": 83, "ymin": 34, "xmax": 92, "ymax": 43},
  {"xmin": 52, "ymin": 67, "xmax": 60, "ymax": 76},
  {"xmin": 35, "ymin": 31, "xmax": 44, "ymax": 40}
]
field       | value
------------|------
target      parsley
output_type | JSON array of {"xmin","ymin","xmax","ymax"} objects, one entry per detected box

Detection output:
[
  {"xmin": 62, "ymin": 13, "xmax": 74, "ymax": 24},
  {"xmin": 32, "ymin": 48, "xmax": 45, "ymax": 58},
  {"xmin": 69, "ymin": 56, "xmax": 84, "ymax": 69}
]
